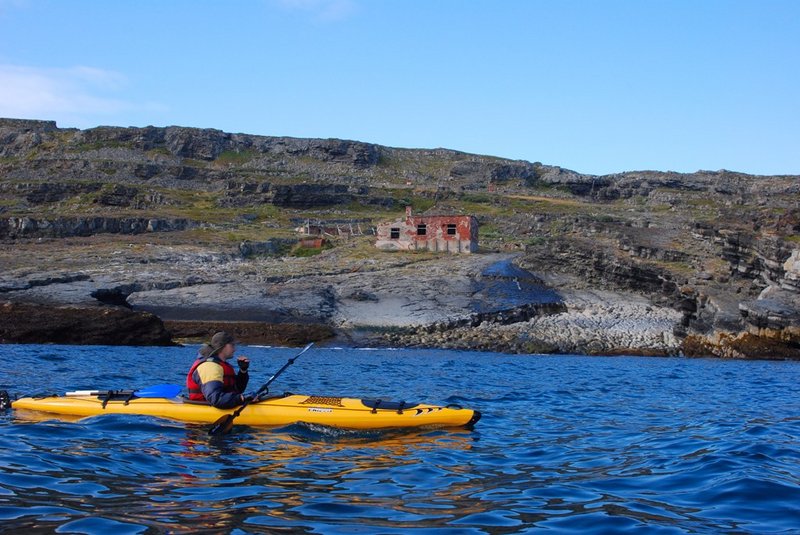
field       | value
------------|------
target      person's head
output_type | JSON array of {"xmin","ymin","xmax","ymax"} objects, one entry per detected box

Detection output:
[{"xmin": 206, "ymin": 331, "xmax": 236, "ymax": 360}]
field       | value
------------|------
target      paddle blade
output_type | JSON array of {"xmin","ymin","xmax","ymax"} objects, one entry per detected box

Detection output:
[
  {"xmin": 135, "ymin": 384, "xmax": 182, "ymax": 398},
  {"xmin": 208, "ymin": 414, "xmax": 235, "ymax": 436}
]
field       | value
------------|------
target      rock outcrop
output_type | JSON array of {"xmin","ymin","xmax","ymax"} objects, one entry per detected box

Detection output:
[
  {"xmin": 0, "ymin": 118, "xmax": 798, "ymax": 358},
  {"xmin": 0, "ymin": 301, "xmax": 173, "ymax": 346},
  {"xmin": 0, "ymin": 216, "xmax": 192, "ymax": 239},
  {"xmin": 164, "ymin": 320, "xmax": 334, "ymax": 347}
]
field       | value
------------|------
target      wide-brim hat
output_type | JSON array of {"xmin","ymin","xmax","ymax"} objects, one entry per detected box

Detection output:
[{"xmin": 199, "ymin": 331, "xmax": 236, "ymax": 358}]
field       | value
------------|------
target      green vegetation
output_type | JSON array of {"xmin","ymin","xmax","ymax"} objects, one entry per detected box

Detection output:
[
  {"xmin": 478, "ymin": 223, "xmax": 503, "ymax": 242},
  {"xmin": 215, "ymin": 150, "xmax": 258, "ymax": 166},
  {"xmin": 504, "ymin": 196, "xmax": 580, "ymax": 216},
  {"xmin": 410, "ymin": 197, "xmax": 436, "ymax": 213},
  {"xmin": 0, "ymin": 199, "xmax": 18, "ymax": 210},
  {"xmin": 343, "ymin": 236, "xmax": 386, "ymax": 259},
  {"xmin": 182, "ymin": 158, "xmax": 208, "ymax": 168},
  {"xmin": 175, "ymin": 198, "xmax": 221, "ymax": 222},
  {"xmin": 290, "ymin": 240, "xmax": 333, "ymax": 257},
  {"xmin": 649, "ymin": 203, "xmax": 674, "ymax": 213},
  {"xmin": 71, "ymin": 141, "xmax": 134, "ymax": 152},
  {"xmin": 146, "ymin": 147, "xmax": 172, "ymax": 157},
  {"xmin": 342, "ymin": 200, "xmax": 391, "ymax": 215},
  {"xmin": 459, "ymin": 193, "xmax": 494, "ymax": 204},
  {"xmin": 291, "ymin": 246, "xmax": 323, "ymax": 257},
  {"xmin": 649, "ymin": 258, "xmax": 697, "ymax": 277},
  {"xmin": 251, "ymin": 204, "xmax": 283, "ymax": 221},
  {"xmin": 524, "ymin": 236, "xmax": 549, "ymax": 247},
  {"xmin": 2, "ymin": 133, "xmax": 796, "ymax": 289},
  {"xmin": 589, "ymin": 213, "xmax": 617, "ymax": 224}
]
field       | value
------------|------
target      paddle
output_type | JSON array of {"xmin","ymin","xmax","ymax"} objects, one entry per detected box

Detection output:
[
  {"xmin": 133, "ymin": 384, "xmax": 183, "ymax": 398},
  {"xmin": 208, "ymin": 342, "xmax": 314, "ymax": 435},
  {"xmin": 66, "ymin": 384, "xmax": 182, "ymax": 398}
]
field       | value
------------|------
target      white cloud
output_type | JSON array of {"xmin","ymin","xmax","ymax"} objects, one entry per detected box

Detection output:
[
  {"xmin": 274, "ymin": 0, "xmax": 356, "ymax": 21},
  {"xmin": 0, "ymin": 64, "xmax": 164, "ymax": 124},
  {"xmin": 0, "ymin": 64, "xmax": 134, "ymax": 119}
]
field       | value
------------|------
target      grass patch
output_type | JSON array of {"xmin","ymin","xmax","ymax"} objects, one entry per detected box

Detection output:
[
  {"xmin": 251, "ymin": 204, "xmax": 284, "ymax": 222},
  {"xmin": 504, "ymin": 196, "xmax": 582, "ymax": 217},
  {"xmin": 478, "ymin": 223, "xmax": 507, "ymax": 242},
  {"xmin": 180, "ymin": 200, "xmax": 222, "ymax": 222},
  {"xmin": 460, "ymin": 193, "xmax": 494, "ymax": 204},
  {"xmin": 215, "ymin": 150, "xmax": 258, "ymax": 166},
  {"xmin": 146, "ymin": 147, "xmax": 172, "ymax": 157},
  {"xmin": 342, "ymin": 200, "xmax": 393, "ymax": 216},
  {"xmin": 410, "ymin": 198, "xmax": 437, "ymax": 213},
  {"xmin": 524, "ymin": 236, "xmax": 549, "ymax": 247},
  {"xmin": 290, "ymin": 241, "xmax": 333, "ymax": 257},
  {"xmin": 648, "ymin": 258, "xmax": 697, "ymax": 276}
]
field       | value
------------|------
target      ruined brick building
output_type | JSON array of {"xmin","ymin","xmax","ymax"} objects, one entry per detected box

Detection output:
[{"xmin": 375, "ymin": 206, "xmax": 479, "ymax": 253}]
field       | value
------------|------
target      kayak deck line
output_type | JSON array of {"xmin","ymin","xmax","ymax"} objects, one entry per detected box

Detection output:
[{"xmin": 9, "ymin": 391, "xmax": 481, "ymax": 430}]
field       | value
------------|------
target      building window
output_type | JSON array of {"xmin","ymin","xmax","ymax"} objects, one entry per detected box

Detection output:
[
  {"xmin": 446, "ymin": 223, "xmax": 457, "ymax": 236},
  {"xmin": 417, "ymin": 224, "xmax": 427, "ymax": 236},
  {"xmin": 390, "ymin": 227, "xmax": 400, "ymax": 239}
]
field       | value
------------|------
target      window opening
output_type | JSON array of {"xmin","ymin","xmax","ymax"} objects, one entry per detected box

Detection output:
[
  {"xmin": 390, "ymin": 228, "xmax": 400, "ymax": 239},
  {"xmin": 446, "ymin": 224, "xmax": 457, "ymax": 236},
  {"xmin": 417, "ymin": 224, "xmax": 427, "ymax": 236}
]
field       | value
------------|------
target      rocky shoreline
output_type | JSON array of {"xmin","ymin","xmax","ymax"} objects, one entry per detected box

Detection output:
[
  {"xmin": 1, "ymin": 118, "xmax": 798, "ymax": 358},
  {"xmin": 1, "ymin": 239, "xmax": 796, "ymax": 358},
  {"xmin": 379, "ymin": 285, "xmax": 683, "ymax": 356},
  {"xmin": 0, "ymin": 247, "xmax": 715, "ymax": 357}
]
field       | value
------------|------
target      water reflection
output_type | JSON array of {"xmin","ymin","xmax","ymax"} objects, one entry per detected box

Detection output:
[{"xmin": 164, "ymin": 424, "xmax": 487, "ymax": 532}]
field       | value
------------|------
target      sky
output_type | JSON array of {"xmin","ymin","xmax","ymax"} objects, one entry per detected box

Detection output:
[{"xmin": 0, "ymin": 0, "xmax": 798, "ymax": 176}]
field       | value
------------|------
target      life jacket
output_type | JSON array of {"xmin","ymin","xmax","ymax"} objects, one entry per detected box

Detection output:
[{"xmin": 186, "ymin": 356, "xmax": 238, "ymax": 401}]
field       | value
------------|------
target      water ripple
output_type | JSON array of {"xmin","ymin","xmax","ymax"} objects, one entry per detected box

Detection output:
[{"xmin": 1, "ymin": 346, "xmax": 799, "ymax": 533}]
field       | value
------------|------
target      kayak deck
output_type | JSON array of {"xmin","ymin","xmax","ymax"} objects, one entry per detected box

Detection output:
[{"xmin": 11, "ymin": 392, "xmax": 481, "ymax": 430}]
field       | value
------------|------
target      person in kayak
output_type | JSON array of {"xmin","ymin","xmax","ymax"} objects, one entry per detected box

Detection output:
[{"xmin": 186, "ymin": 331, "xmax": 251, "ymax": 409}]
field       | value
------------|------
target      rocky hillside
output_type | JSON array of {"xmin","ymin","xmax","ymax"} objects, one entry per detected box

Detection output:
[{"xmin": 1, "ymin": 118, "xmax": 798, "ymax": 358}]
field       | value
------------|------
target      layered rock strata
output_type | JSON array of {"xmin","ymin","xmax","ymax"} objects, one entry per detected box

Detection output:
[{"xmin": 0, "ymin": 118, "xmax": 798, "ymax": 357}]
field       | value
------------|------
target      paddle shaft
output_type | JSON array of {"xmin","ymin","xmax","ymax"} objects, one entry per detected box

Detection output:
[
  {"xmin": 209, "ymin": 342, "xmax": 314, "ymax": 434},
  {"xmin": 257, "ymin": 342, "xmax": 315, "ymax": 395}
]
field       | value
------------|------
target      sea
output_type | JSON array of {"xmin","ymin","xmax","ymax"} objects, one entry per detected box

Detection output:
[{"xmin": 1, "ymin": 344, "xmax": 799, "ymax": 534}]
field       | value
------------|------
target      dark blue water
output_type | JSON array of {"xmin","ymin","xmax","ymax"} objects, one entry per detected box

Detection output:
[{"xmin": 1, "ymin": 344, "xmax": 799, "ymax": 534}]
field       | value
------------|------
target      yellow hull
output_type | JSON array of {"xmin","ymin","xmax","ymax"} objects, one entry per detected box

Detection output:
[{"xmin": 12, "ymin": 393, "xmax": 481, "ymax": 430}]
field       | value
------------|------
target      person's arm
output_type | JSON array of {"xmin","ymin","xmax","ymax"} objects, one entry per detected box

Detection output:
[
  {"xmin": 235, "ymin": 357, "xmax": 250, "ymax": 393},
  {"xmin": 195, "ymin": 362, "xmax": 244, "ymax": 409}
]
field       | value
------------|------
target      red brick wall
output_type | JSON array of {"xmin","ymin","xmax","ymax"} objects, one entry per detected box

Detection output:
[{"xmin": 375, "ymin": 213, "xmax": 478, "ymax": 253}]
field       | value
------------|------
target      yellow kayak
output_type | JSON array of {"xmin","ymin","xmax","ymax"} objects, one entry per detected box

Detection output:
[{"xmin": 11, "ymin": 392, "xmax": 481, "ymax": 430}]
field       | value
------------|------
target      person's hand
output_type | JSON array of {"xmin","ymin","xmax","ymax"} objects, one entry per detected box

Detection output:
[
  {"xmin": 241, "ymin": 393, "xmax": 254, "ymax": 404},
  {"xmin": 237, "ymin": 356, "xmax": 250, "ymax": 372}
]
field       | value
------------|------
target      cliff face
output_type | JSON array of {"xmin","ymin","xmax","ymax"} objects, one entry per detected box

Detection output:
[{"xmin": 0, "ymin": 118, "xmax": 798, "ymax": 357}]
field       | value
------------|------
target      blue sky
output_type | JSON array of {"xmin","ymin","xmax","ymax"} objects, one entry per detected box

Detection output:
[{"xmin": 1, "ymin": 0, "xmax": 798, "ymax": 176}]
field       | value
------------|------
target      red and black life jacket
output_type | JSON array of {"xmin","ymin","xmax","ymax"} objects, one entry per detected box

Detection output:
[{"xmin": 186, "ymin": 356, "xmax": 238, "ymax": 401}]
